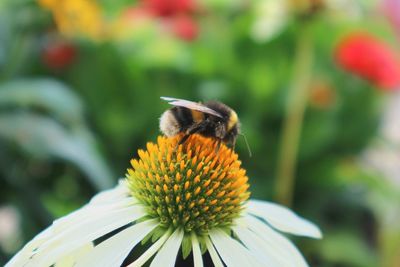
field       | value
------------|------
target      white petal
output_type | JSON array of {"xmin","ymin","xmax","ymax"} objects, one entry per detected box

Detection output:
[
  {"xmin": 51, "ymin": 197, "xmax": 137, "ymax": 234},
  {"xmin": 90, "ymin": 179, "xmax": 131, "ymax": 204},
  {"xmin": 6, "ymin": 192, "xmax": 131, "ymax": 267},
  {"xmin": 209, "ymin": 229, "xmax": 263, "ymax": 267},
  {"xmin": 6, "ymin": 182, "xmax": 138, "ymax": 267},
  {"xmin": 245, "ymin": 215, "xmax": 309, "ymax": 267},
  {"xmin": 150, "ymin": 229, "xmax": 184, "ymax": 267},
  {"xmin": 191, "ymin": 233, "xmax": 203, "ymax": 267},
  {"xmin": 55, "ymin": 243, "xmax": 93, "ymax": 267},
  {"xmin": 127, "ymin": 229, "xmax": 172, "ymax": 267},
  {"xmin": 205, "ymin": 237, "xmax": 223, "ymax": 267},
  {"xmin": 5, "ymin": 225, "xmax": 54, "ymax": 267},
  {"xmin": 51, "ymin": 182, "xmax": 135, "ymax": 235},
  {"xmin": 247, "ymin": 200, "xmax": 322, "ymax": 238},
  {"xmin": 75, "ymin": 219, "xmax": 158, "ymax": 267},
  {"xmin": 233, "ymin": 226, "xmax": 281, "ymax": 266},
  {"xmin": 29, "ymin": 205, "xmax": 146, "ymax": 266}
]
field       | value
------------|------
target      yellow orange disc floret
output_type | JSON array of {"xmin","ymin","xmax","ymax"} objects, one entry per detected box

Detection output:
[{"xmin": 127, "ymin": 134, "xmax": 250, "ymax": 234}]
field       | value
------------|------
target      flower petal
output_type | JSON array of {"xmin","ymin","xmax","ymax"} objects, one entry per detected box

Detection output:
[
  {"xmin": 127, "ymin": 229, "xmax": 172, "ymax": 267},
  {"xmin": 89, "ymin": 180, "xmax": 130, "ymax": 204},
  {"xmin": 245, "ymin": 215, "xmax": 309, "ymax": 267},
  {"xmin": 150, "ymin": 228, "xmax": 184, "ymax": 267},
  {"xmin": 5, "ymin": 226, "xmax": 54, "ymax": 267},
  {"xmin": 54, "ymin": 243, "xmax": 93, "ymax": 267},
  {"xmin": 29, "ymin": 205, "xmax": 146, "ymax": 266},
  {"xmin": 191, "ymin": 233, "xmax": 203, "ymax": 267},
  {"xmin": 51, "ymin": 197, "xmax": 136, "ymax": 234},
  {"xmin": 75, "ymin": 219, "xmax": 158, "ymax": 267},
  {"xmin": 209, "ymin": 229, "xmax": 263, "ymax": 267},
  {"xmin": 205, "ymin": 236, "xmax": 224, "ymax": 267},
  {"xmin": 233, "ymin": 226, "xmax": 281, "ymax": 266},
  {"xmin": 51, "ymin": 182, "xmax": 135, "ymax": 234},
  {"xmin": 247, "ymin": 200, "xmax": 322, "ymax": 238},
  {"xmin": 6, "ymin": 184, "xmax": 132, "ymax": 267}
]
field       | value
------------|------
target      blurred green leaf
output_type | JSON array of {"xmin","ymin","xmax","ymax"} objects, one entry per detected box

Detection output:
[
  {"xmin": 0, "ymin": 113, "xmax": 113, "ymax": 190},
  {"xmin": 0, "ymin": 79, "xmax": 84, "ymax": 127},
  {"xmin": 1, "ymin": 1, "xmax": 399, "ymax": 265},
  {"xmin": 319, "ymin": 231, "xmax": 378, "ymax": 267},
  {"xmin": 0, "ymin": 78, "xmax": 114, "ymax": 189}
]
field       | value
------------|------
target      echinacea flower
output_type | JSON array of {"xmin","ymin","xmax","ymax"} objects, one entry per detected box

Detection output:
[
  {"xmin": 335, "ymin": 32, "xmax": 400, "ymax": 90},
  {"xmin": 7, "ymin": 134, "xmax": 321, "ymax": 267}
]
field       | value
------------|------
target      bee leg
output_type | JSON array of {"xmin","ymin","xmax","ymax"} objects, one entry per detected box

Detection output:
[
  {"xmin": 176, "ymin": 122, "xmax": 207, "ymax": 150},
  {"xmin": 215, "ymin": 140, "xmax": 222, "ymax": 154},
  {"xmin": 178, "ymin": 134, "xmax": 191, "ymax": 146},
  {"xmin": 173, "ymin": 133, "xmax": 194, "ymax": 154}
]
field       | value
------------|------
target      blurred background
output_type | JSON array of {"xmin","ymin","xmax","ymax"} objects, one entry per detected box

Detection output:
[{"xmin": 1, "ymin": 0, "xmax": 400, "ymax": 266}]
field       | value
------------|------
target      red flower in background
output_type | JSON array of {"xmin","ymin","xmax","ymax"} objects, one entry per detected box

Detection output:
[
  {"xmin": 42, "ymin": 39, "xmax": 77, "ymax": 69},
  {"xmin": 335, "ymin": 32, "xmax": 400, "ymax": 90},
  {"xmin": 138, "ymin": 0, "xmax": 200, "ymax": 41},
  {"xmin": 171, "ymin": 15, "xmax": 198, "ymax": 41},
  {"xmin": 142, "ymin": 0, "xmax": 197, "ymax": 17}
]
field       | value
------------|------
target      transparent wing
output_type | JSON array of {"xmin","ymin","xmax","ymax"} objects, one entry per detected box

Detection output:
[{"xmin": 160, "ymin": 96, "xmax": 223, "ymax": 118}]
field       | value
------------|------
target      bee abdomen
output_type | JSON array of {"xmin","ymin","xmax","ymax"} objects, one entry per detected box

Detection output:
[{"xmin": 159, "ymin": 110, "xmax": 180, "ymax": 137}]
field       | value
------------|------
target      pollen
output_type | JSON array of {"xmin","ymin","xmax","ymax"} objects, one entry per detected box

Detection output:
[{"xmin": 127, "ymin": 134, "xmax": 250, "ymax": 234}]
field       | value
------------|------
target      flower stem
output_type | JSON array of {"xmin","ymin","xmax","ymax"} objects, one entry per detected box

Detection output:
[{"xmin": 275, "ymin": 25, "xmax": 314, "ymax": 206}]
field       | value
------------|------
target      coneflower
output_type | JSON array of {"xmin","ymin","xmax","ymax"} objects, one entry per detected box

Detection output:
[{"xmin": 7, "ymin": 134, "xmax": 321, "ymax": 267}]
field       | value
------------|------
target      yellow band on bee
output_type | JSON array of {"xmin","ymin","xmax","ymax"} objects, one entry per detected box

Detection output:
[
  {"xmin": 191, "ymin": 110, "xmax": 204, "ymax": 123},
  {"xmin": 227, "ymin": 111, "xmax": 238, "ymax": 131}
]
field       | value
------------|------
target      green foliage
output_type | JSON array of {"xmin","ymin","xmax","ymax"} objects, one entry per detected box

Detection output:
[
  {"xmin": 1, "ymin": 0, "xmax": 400, "ymax": 266},
  {"xmin": 0, "ymin": 79, "xmax": 114, "ymax": 190}
]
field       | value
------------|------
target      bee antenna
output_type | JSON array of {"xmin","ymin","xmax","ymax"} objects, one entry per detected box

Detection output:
[{"xmin": 239, "ymin": 133, "xmax": 252, "ymax": 157}]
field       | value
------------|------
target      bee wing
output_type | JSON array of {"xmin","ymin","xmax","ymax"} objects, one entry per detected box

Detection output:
[{"xmin": 160, "ymin": 96, "xmax": 223, "ymax": 118}]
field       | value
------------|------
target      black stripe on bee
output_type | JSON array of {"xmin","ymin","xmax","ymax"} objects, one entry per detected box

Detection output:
[{"xmin": 170, "ymin": 106, "xmax": 194, "ymax": 130}]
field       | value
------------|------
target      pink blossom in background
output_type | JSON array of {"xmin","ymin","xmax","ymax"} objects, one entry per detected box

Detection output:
[{"xmin": 382, "ymin": 0, "xmax": 400, "ymax": 38}]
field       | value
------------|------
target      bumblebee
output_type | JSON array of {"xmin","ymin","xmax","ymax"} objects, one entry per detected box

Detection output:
[{"xmin": 160, "ymin": 97, "xmax": 250, "ymax": 155}]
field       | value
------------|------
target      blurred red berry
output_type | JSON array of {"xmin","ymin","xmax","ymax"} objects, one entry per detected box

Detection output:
[
  {"xmin": 42, "ymin": 41, "xmax": 76, "ymax": 69},
  {"xmin": 309, "ymin": 80, "xmax": 336, "ymax": 109},
  {"xmin": 142, "ymin": 0, "xmax": 197, "ymax": 17},
  {"xmin": 335, "ymin": 32, "xmax": 400, "ymax": 90},
  {"xmin": 172, "ymin": 15, "xmax": 198, "ymax": 41}
]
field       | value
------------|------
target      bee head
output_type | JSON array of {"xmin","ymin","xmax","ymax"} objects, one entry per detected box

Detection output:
[
  {"xmin": 223, "ymin": 126, "xmax": 238, "ymax": 147},
  {"xmin": 213, "ymin": 121, "xmax": 225, "ymax": 139}
]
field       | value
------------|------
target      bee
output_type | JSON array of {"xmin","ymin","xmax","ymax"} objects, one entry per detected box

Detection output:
[{"xmin": 159, "ymin": 96, "xmax": 251, "ymax": 155}]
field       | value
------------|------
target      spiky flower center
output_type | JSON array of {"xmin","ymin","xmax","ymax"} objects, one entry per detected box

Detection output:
[{"xmin": 127, "ymin": 134, "xmax": 250, "ymax": 234}]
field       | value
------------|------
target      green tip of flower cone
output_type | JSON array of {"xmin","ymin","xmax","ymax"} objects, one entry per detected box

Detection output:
[{"xmin": 126, "ymin": 134, "xmax": 250, "ymax": 234}]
